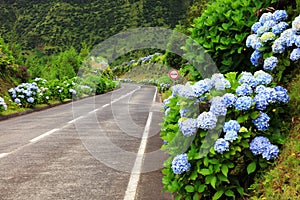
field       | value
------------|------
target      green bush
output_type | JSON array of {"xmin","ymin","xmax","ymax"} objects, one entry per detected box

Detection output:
[{"xmin": 184, "ymin": 0, "xmax": 272, "ymax": 80}]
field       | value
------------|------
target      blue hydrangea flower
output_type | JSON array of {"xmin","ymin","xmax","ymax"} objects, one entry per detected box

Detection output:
[
  {"xmin": 196, "ymin": 111, "xmax": 218, "ymax": 130},
  {"xmin": 214, "ymin": 138, "xmax": 230, "ymax": 154},
  {"xmin": 282, "ymin": 29, "xmax": 296, "ymax": 47},
  {"xmin": 261, "ymin": 87, "xmax": 277, "ymax": 103},
  {"xmin": 295, "ymin": 35, "xmax": 300, "ymax": 47},
  {"xmin": 272, "ymin": 10, "xmax": 288, "ymax": 22},
  {"xmin": 211, "ymin": 73, "xmax": 231, "ymax": 90},
  {"xmin": 223, "ymin": 120, "xmax": 241, "ymax": 133},
  {"xmin": 259, "ymin": 13, "xmax": 274, "ymax": 24},
  {"xmin": 14, "ymin": 98, "xmax": 21, "ymax": 104},
  {"xmin": 27, "ymin": 97, "xmax": 34, "ymax": 103},
  {"xmin": 253, "ymin": 112, "xmax": 270, "ymax": 131},
  {"xmin": 171, "ymin": 154, "xmax": 191, "ymax": 174},
  {"xmin": 251, "ymin": 22, "xmax": 263, "ymax": 33},
  {"xmin": 179, "ymin": 108, "xmax": 189, "ymax": 117},
  {"xmin": 274, "ymin": 86, "xmax": 290, "ymax": 103},
  {"xmin": 171, "ymin": 85, "xmax": 185, "ymax": 96},
  {"xmin": 290, "ymin": 48, "xmax": 300, "ymax": 61},
  {"xmin": 165, "ymin": 107, "xmax": 170, "ymax": 116},
  {"xmin": 272, "ymin": 22, "xmax": 289, "ymax": 35},
  {"xmin": 254, "ymin": 70, "xmax": 273, "ymax": 85},
  {"xmin": 178, "ymin": 118, "xmax": 197, "ymax": 136},
  {"xmin": 272, "ymin": 37, "xmax": 286, "ymax": 53},
  {"xmin": 254, "ymin": 93, "xmax": 269, "ymax": 110},
  {"xmin": 0, "ymin": 97, "xmax": 7, "ymax": 111},
  {"xmin": 192, "ymin": 79, "xmax": 212, "ymax": 97},
  {"xmin": 210, "ymin": 97, "xmax": 227, "ymax": 117},
  {"xmin": 250, "ymin": 136, "xmax": 271, "ymax": 155},
  {"xmin": 264, "ymin": 20, "xmax": 277, "ymax": 28},
  {"xmin": 257, "ymin": 25, "xmax": 271, "ymax": 35},
  {"xmin": 260, "ymin": 32, "xmax": 276, "ymax": 43},
  {"xmin": 224, "ymin": 131, "xmax": 238, "ymax": 143},
  {"xmin": 163, "ymin": 99, "xmax": 171, "ymax": 110},
  {"xmin": 236, "ymin": 83, "xmax": 253, "ymax": 96},
  {"xmin": 292, "ymin": 15, "xmax": 300, "ymax": 34},
  {"xmin": 263, "ymin": 56, "xmax": 278, "ymax": 71},
  {"xmin": 246, "ymin": 34, "xmax": 263, "ymax": 50},
  {"xmin": 235, "ymin": 96, "xmax": 253, "ymax": 111},
  {"xmin": 262, "ymin": 144, "xmax": 279, "ymax": 160},
  {"xmin": 250, "ymin": 50, "xmax": 263, "ymax": 66},
  {"xmin": 238, "ymin": 72, "xmax": 258, "ymax": 87},
  {"xmin": 222, "ymin": 93, "xmax": 237, "ymax": 107}
]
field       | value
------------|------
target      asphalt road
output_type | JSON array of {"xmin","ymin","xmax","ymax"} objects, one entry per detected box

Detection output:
[{"xmin": 0, "ymin": 84, "xmax": 172, "ymax": 200}]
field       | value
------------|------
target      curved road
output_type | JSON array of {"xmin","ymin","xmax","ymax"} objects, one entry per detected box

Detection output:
[{"xmin": 0, "ymin": 84, "xmax": 172, "ymax": 200}]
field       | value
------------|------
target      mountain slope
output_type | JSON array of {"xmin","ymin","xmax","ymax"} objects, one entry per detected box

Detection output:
[{"xmin": 0, "ymin": 0, "xmax": 194, "ymax": 53}]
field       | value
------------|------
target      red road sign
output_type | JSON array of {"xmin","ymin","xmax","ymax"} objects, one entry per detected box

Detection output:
[{"xmin": 168, "ymin": 69, "xmax": 180, "ymax": 80}]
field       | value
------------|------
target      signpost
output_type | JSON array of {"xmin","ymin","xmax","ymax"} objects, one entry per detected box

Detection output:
[{"xmin": 168, "ymin": 69, "xmax": 180, "ymax": 80}]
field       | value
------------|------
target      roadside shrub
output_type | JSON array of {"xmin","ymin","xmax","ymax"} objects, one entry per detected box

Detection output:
[
  {"xmin": 184, "ymin": 0, "xmax": 272, "ymax": 80},
  {"xmin": 161, "ymin": 71, "xmax": 290, "ymax": 199},
  {"xmin": 0, "ymin": 97, "xmax": 7, "ymax": 112}
]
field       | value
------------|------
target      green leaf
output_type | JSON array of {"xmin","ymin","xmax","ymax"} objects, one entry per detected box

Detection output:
[
  {"xmin": 250, "ymin": 111, "xmax": 260, "ymax": 119},
  {"xmin": 217, "ymin": 174, "xmax": 229, "ymax": 182},
  {"xmin": 204, "ymin": 157, "xmax": 209, "ymax": 167},
  {"xmin": 190, "ymin": 170, "xmax": 198, "ymax": 180},
  {"xmin": 221, "ymin": 165, "xmax": 229, "ymax": 177},
  {"xmin": 193, "ymin": 193, "xmax": 200, "ymax": 200},
  {"xmin": 174, "ymin": 194, "xmax": 182, "ymax": 200},
  {"xmin": 185, "ymin": 185, "xmax": 195, "ymax": 193},
  {"xmin": 199, "ymin": 168, "xmax": 212, "ymax": 176},
  {"xmin": 237, "ymin": 114, "xmax": 249, "ymax": 123},
  {"xmin": 211, "ymin": 176, "xmax": 217, "ymax": 189},
  {"xmin": 247, "ymin": 161, "xmax": 257, "ymax": 174},
  {"xmin": 198, "ymin": 184, "xmax": 206, "ymax": 193},
  {"xmin": 237, "ymin": 187, "xmax": 244, "ymax": 196},
  {"xmin": 209, "ymin": 158, "xmax": 219, "ymax": 165},
  {"xmin": 212, "ymin": 190, "xmax": 224, "ymax": 200},
  {"xmin": 225, "ymin": 189, "xmax": 235, "ymax": 197}
]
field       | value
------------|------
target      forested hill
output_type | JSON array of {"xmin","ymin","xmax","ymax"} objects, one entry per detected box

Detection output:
[{"xmin": 0, "ymin": 0, "xmax": 194, "ymax": 53}]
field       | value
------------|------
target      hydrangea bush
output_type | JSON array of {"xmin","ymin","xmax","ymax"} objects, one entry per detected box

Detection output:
[
  {"xmin": 160, "ymin": 70, "xmax": 290, "ymax": 199},
  {"xmin": 246, "ymin": 10, "xmax": 300, "ymax": 81},
  {"xmin": 160, "ymin": 9, "xmax": 299, "ymax": 199},
  {"xmin": 7, "ymin": 76, "xmax": 118, "ymax": 108},
  {"xmin": 0, "ymin": 97, "xmax": 7, "ymax": 112}
]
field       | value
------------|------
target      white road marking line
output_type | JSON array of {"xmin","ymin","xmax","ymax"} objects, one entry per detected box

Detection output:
[
  {"xmin": 68, "ymin": 116, "xmax": 85, "ymax": 124},
  {"xmin": 111, "ymin": 87, "xmax": 141, "ymax": 104},
  {"xmin": 0, "ymin": 153, "xmax": 10, "ymax": 159},
  {"xmin": 30, "ymin": 129, "xmax": 59, "ymax": 143},
  {"xmin": 102, "ymin": 104, "xmax": 110, "ymax": 108},
  {"xmin": 124, "ymin": 86, "xmax": 156, "ymax": 200}
]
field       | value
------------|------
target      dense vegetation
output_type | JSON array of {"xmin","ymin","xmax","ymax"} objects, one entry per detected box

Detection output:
[{"xmin": 0, "ymin": 0, "xmax": 195, "ymax": 53}]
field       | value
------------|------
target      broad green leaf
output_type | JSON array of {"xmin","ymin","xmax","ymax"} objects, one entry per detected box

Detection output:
[
  {"xmin": 217, "ymin": 174, "xmax": 229, "ymax": 182},
  {"xmin": 250, "ymin": 111, "xmax": 260, "ymax": 119},
  {"xmin": 221, "ymin": 165, "xmax": 229, "ymax": 177},
  {"xmin": 209, "ymin": 158, "xmax": 219, "ymax": 165},
  {"xmin": 199, "ymin": 168, "xmax": 212, "ymax": 176},
  {"xmin": 211, "ymin": 176, "xmax": 217, "ymax": 189},
  {"xmin": 225, "ymin": 189, "xmax": 235, "ymax": 197},
  {"xmin": 198, "ymin": 184, "xmax": 206, "ymax": 193},
  {"xmin": 237, "ymin": 114, "xmax": 249, "ymax": 123},
  {"xmin": 193, "ymin": 193, "xmax": 200, "ymax": 200},
  {"xmin": 190, "ymin": 170, "xmax": 198, "ymax": 180},
  {"xmin": 185, "ymin": 185, "xmax": 195, "ymax": 193},
  {"xmin": 237, "ymin": 187, "xmax": 244, "ymax": 196},
  {"xmin": 212, "ymin": 190, "xmax": 224, "ymax": 200},
  {"xmin": 247, "ymin": 161, "xmax": 257, "ymax": 174}
]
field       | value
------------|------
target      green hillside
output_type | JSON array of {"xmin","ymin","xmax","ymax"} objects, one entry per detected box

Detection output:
[{"xmin": 0, "ymin": 0, "xmax": 194, "ymax": 53}]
